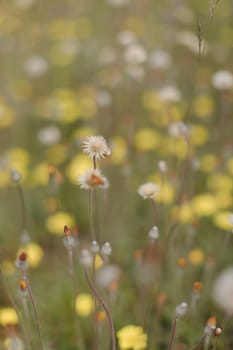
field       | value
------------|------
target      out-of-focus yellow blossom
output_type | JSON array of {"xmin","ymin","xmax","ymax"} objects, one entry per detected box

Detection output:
[
  {"xmin": 193, "ymin": 95, "xmax": 214, "ymax": 118},
  {"xmin": 46, "ymin": 144, "xmax": 67, "ymax": 165},
  {"xmin": 49, "ymin": 18, "xmax": 92, "ymax": 40},
  {"xmin": 168, "ymin": 138, "xmax": 188, "ymax": 159},
  {"xmin": 75, "ymin": 294, "xmax": 94, "ymax": 317},
  {"xmin": 0, "ymin": 308, "xmax": 18, "ymax": 326},
  {"xmin": 7, "ymin": 148, "xmax": 30, "ymax": 180},
  {"xmin": 66, "ymin": 154, "xmax": 92, "ymax": 184},
  {"xmin": 200, "ymin": 154, "xmax": 219, "ymax": 173},
  {"xmin": 207, "ymin": 173, "xmax": 233, "ymax": 193},
  {"xmin": 227, "ymin": 157, "xmax": 233, "ymax": 175},
  {"xmin": 18, "ymin": 242, "xmax": 44, "ymax": 268},
  {"xmin": 30, "ymin": 162, "xmax": 50, "ymax": 186},
  {"xmin": 155, "ymin": 182, "xmax": 174, "ymax": 204},
  {"xmin": 72, "ymin": 127, "xmax": 94, "ymax": 141},
  {"xmin": 0, "ymin": 99, "xmax": 15, "ymax": 128},
  {"xmin": 46, "ymin": 211, "xmax": 75, "ymax": 235},
  {"xmin": 150, "ymin": 105, "xmax": 184, "ymax": 127},
  {"xmin": 125, "ymin": 17, "xmax": 145, "ymax": 34},
  {"xmin": 94, "ymin": 254, "xmax": 104, "ymax": 270},
  {"xmin": 117, "ymin": 325, "xmax": 148, "ymax": 350},
  {"xmin": 214, "ymin": 193, "xmax": 233, "ymax": 209},
  {"xmin": 190, "ymin": 125, "xmax": 208, "ymax": 146},
  {"xmin": 50, "ymin": 44, "xmax": 76, "ymax": 66},
  {"xmin": 213, "ymin": 211, "xmax": 233, "ymax": 231},
  {"xmin": 134, "ymin": 128, "xmax": 160, "ymax": 151},
  {"xmin": 1, "ymin": 260, "xmax": 15, "ymax": 276},
  {"xmin": 188, "ymin": 249, "xmax": 204, "ymax": 265},
  {"xmin": 191, "ymin": 194, "xmax": 218, "ymax": 217},
  {"xmin": 173, "ymin": 203, "xmax": 194, "ymax": 224},
  {"xmin": 111, "ymin": 137, "xmax": 127, "ymax": 164},
  {"xmin": 142, "ymin": 91, "xmax": 161, "ymax": 111}
]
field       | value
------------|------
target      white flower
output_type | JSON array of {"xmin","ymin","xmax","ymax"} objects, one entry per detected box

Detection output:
[
  {"xmin": 124, "ymin": 44, "xmax": 147, "ymax": 64},
  {"xmin": 138, "ymin": 183, "xmax": 160, "ymax": 199},
  {"xmin": 212, "ymin": 70, "xmax": 233, "ymax": 90},
  {"xmin": 79, "ymin": 169, "xmax": 109, "ymax": 190},
  {"xmin": 168, "ymin": 121, "xmax": 189, "ymax": 138},
  {"xmin": 101, "ymin": 242, "xmax": 112, "ymax": 256},
  {"xmin": 96, "ymin": 264, "xmax": 121, "ymax": 288},
  {"xmin": 175, "ymin": 302, "xmax": 188, "ymax": 317},
  {"xmin": 158, "ymin": 85, "xmax": 181, "ymax": 103},
  {"xmin": 37, "ymin": 126, "xmax": 61, "ymax": 145},
  {"xmin": 148, "ymin": 49, "xmax": 171, "ymax": 70},
  {"xmin": 158, "ymin": 160, "xmax": 167, "ymax": 173},
  {"xmin": 82, "ymin": 136, "xmax": 111, "ymax": 160},
  {"xmin": 148, "ymin": 226, "xmax": 159, "ymax": 240},
  {"xmin": 24, "ymin": 55, "xmax": 48, "ymax": 77},
  {"xmin": 213, "ymin": 268, "xmax": 233, "ymax": 314},
  {"xmin": 80, "ymin": 249, "xmax": 93, "ymax": 267}
]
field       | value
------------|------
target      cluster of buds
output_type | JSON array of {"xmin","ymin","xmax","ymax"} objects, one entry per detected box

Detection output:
[
  {"xmin": 63, "ymin": 225, "xmax": 77, "ymax": 250},
  {"xmin": 15, "ymin": 252, "xmax": 28, "ymax": 272}
]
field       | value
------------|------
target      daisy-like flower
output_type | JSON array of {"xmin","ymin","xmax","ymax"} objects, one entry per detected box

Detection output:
[
  {"xmin": 82, "ymin": 136, "xmax": 111, "ymax": 160},
  {"xmin": 138, "ymin": 182, "xmax": 160, "ymax": 199},
  {"xmin": 79, "ymin": 169, "xmax": 109, "ymax": 190}
]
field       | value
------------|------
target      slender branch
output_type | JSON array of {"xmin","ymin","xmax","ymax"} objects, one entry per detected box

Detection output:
[
  {"xmin": 17, "ymin": 184, "xmax": 27, "ymax": 230},
  {"xmin": 191, "ymin": 334, "xmax": 207, "ymax": 350},
  {"xmin": 84, "ymin": 268, "xmax": 116, "ymax": 350}
]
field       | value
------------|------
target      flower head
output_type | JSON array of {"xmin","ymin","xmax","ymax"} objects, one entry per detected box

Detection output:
[
  {"xmin": 79, "ymin": 168, "xmax": 109, "ymax": 190},
  {"xmin": 117, "ymin": 325, "xmax": 147, "ymax": 350},
  {"xmin": 138, "ymin": 182, "xmax": 160, "ymax": 199},
  {"xmin": 82, "ymin": 136, "xmax": 111, "ymax": 160}
]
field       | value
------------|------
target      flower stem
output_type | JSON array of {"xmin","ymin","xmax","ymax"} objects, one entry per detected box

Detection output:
[
  {"xmin": 84, "ymin": 268, "xmax": 116, "ymax": 350},
  {"xmin": 191, "ymin": 334, "xmax": 207, "ymax": 350},
  {"xmin": 168, "ymin": 317, "xmax": 178, "ymax": 350}
]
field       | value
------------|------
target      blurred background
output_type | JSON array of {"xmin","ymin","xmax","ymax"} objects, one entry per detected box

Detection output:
[{"xmin": 0, "ymin": 0, "xmax": 233, "ymax": 349}]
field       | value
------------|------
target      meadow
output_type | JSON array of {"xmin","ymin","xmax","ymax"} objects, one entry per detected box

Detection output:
[{"xmin": 0, "ymin": 0, "xmax": 233, "ymax": 349}]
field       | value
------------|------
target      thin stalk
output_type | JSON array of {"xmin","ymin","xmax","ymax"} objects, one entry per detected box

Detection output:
[
  {"xmin": 17, "ymin": 184, "xmax": 27, "ymax": 230},
  {"xmin": 168, "ymin": 317, "xmax": 178, "ymax": 350},
  {"xmin": 84, "ymin": 268, "xmax": 116, "ymax": 350},
  {"xmin": 151, "ymin": 199, "xmax": 158, "ymax": 225},
  {"xmin": 89, "ymin": 189, "xmax": 95, "ymax": 241},
  {"xmin": 0, "ymin": 268, "xmax": 32, "ymax": 350},
  {"xmin": 191, "ymin": 334, "xmax": 207, "ymax": 350},
  {"xmin": 25, "ymin": 277, "xmax": 44, "ymax": 350}
]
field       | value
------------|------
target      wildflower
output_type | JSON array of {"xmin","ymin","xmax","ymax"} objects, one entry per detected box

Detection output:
[
  {"xmin": 75, "ymin": 293, "xmax": 94, "ymax": 317},
  {"xmin": 148, "ymin": 49, "xmax": 171, "ymax": 70},
  {"xmin": 138, "ymin": 182, "xmax": 160, "ymax": 199},
  {"xmin": 24, "ymin": 55, "xmax": 49, "ymax": 77},
  {"xmin": 148, "ymin": 226, "xmax": 159, "ymax": 240},
  {"xmin": 213, "ymin": 268, "xmax": 233, "ymax": 314},
  {"xmin": 124, "ymin": 44, "xmax": 147, "ymax": 64},
  {"xmin": 175, "ymin": 302, "xmax": 188, "ymax": 318},
  {"xmin": 177, "ymin": 257, "xmax": 187, "ymax": 268},
  {"xmin": 10, "ymin": 168, "xmax": 21, "ymax": 183},
  {"xmin": 37, "ymin": 126, "xmax": 61, "ymax": 145},
  {"xmin": 158, "ymin": 85, "xmax": 181, "ymax": 103},
  {"xmin": 79, "ymin": 168, "xmax": 109, "ymax": 190},
  {"xmin": 188, "ymin": 249, "xmax": 204, "ymax": 265},
  {"xmin": 17, "ymin": 242, "xmax": 44, "ymax": 268},
  {"xmin": 80, "ymin": 249, "xmax": 93, "ymax": 267},
  {"xmin": 46, "ymin": 211, "xmax": 75, "ymax": 235},
  {"xmin": 117, "ymin": 325, "xmax": 147, "ymax": 350},
  {"xmin": 96, "ymin": 265, "xmax": 121, "ymax": 289},
  {"xmin": 101, "ymin": 242, "xmax": 112, "ymax": 256},
  {"xmin": 15, "ymin": 252, "xmax": 28, "ymax": 271},
  {"xmin": 82, "ymin": 136, "xmax": 111, "ymax": 160},
  {"xmin": 212, "ymin": 70, "xmax": 233, "ymax": 90},
  {"xmin": 91, "ymin": 240, "xmax": 100, "ymax": 254},
  {"xmin": 63, "ymin": 225, "xmax": 76, "ymax": 249},
  {"xmin": 158, "ymin": 160, "xmax": 167, "ymax": 173},
  {"xmin": 0, "ymin": 308, "xmax": 18, "ymax": 326}
]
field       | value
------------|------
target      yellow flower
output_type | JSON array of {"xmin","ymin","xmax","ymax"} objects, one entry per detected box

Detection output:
[
  {"xmin": 213, "ymin": 211, "xmax": 233, "ymax": 231},
  {"xmin": 134, "ymin": 128, "xmax": 160, "ymax": 151},
  {"xmin": 66, "ymin": 154, "xmax": 92, "ymax": 184},
  {"xmin": 173, "ymin": 203, "xmax": 194, "ymax": 224},
  {"xmin": 155, "ymin": 182, "xmax": 174, "ymax": 204},
  {"xmin": 200, "ymin": 154, "xmax": 219, "ymax": 173},
  {"xmin": 0, "ymin": 99, "xmax": 15, "ymax": 128},
  {"xmin": 46, "ymin": 211, "xmax": 75, "ymax": 235},
  {"xmin": 94, "ymin": 254, "xmax": 104, "ymax": 270},
  {"xmin": 46, "ymin": 144, "xmax": 67, "ymax": 165},
  {"xmin": 117, "ymin": 325, "xmax": 148, "ymax": 350},
  {"xmin": 0, "ymin": 308, "xmax": 18, "ymax": 326},
  {"xmin": 207, "ymin": 173, "xmax": 233, "ymax": 193},
  {"xmin": 1, "ymin": 260, "xmax": 15, "ymax": 276},
  {"xmin": 18, "ymin": 242, "xmax": 44, "ymax": 268},
  {"xmin": 75, "ymin": 294, "xmax": 94, "ymax": 317},
  {"xmin": 191, "ymin": 194, "xmax": 218, "ymax": 217},
  {"xmin": 111, "ymin": 137, "xmax": 127, "ymax": 164},
  {"xmin": 188, "ymin": 249, "xmax": 204, "ymax": 265},
  {"xmin": 190, "ymin": 125, "xmax": 208, "ymax": 146},
  {"xmin": 193, "ymin": 95, "xmax": 214, "ymax": 118}
]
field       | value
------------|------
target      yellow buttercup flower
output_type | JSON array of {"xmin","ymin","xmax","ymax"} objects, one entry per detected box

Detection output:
[
  {"xmin": 0, "ymin": 308, "xmax": 18, "ymax": 326},
  {"xmin": 75, "ymin": 294, "xmax": 94, "ymax": 317},
  {"xmin": 117, "ymin": 325, "xmax": 148, "ymax": 350},
  {"xmin": 46, "ymin": 211, "xmax": 75, "ymax": 235},
  {"xmin": 173, "ymin": 203, "xmax": 194, "ymax": 224},
  {"xmin": 66, "ymin": 154, "xmax": 92, "ymax": 184},
  {"xmin": 193, "ymin": 95, "xmax": 214, "ymax": 118},
  {"xmin": 188, "ymin": 249, "xmax": 204, "ymax": 265},
  {"xmin": 111, "ymin": 137, "xmax": 127, "ymax": 164},
  {"xmin": 207, "ymin": 173, "xmax": 233, "ymax": 193}
]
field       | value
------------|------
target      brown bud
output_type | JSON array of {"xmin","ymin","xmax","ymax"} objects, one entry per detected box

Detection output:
[{"xmin": 19, "ymin": 252, "xmax": 27, "ymax": 262}]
